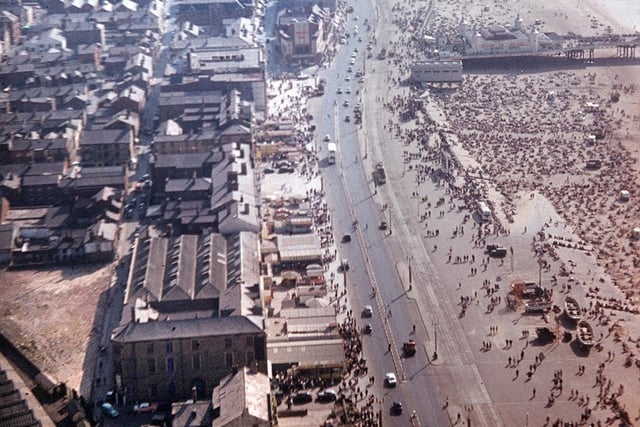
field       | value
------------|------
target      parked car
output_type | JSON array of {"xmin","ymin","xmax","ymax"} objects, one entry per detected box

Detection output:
[
  {"xmin": 292, "ymin": 391, "xmax": 313, "ymax": 404},
  {"xmin": 385, "ymin": 372, "xmax": 397, "ymax": 387},
  {"xmin": 317, "ymin": 389, "xmax": 337, "ymax": 402},
  {"xmin": 101, "ymin": 403, "xmax": 119, "ymax": 418},
  {"xmin": 133, "ymin": 402, "xmax": 158, "ymax": 414},
  {"xmin": 342, "ymin": 234, "xmax": 351, "ymax": 243},
  {"xmin": 362, "ymin": 305, "xmax": 373, "ymax": 318}
]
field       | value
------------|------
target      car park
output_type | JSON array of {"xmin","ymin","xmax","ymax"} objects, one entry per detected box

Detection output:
[
  {"xmin": 101, "ymin": 403, "xmax": 119, "ymax": 418},
  {"xmin": 317, "ymin": 389, "xmax": 337, "ymax": 402},
  {"xmin": 292, "ymin": 391, "xmax": 313, "ymax": 404},
  {"xmin": 362, "ymin": 305, "xmax": 373, "ymax": 318},
  {"xmin": 385, "ymin": 372, "xmax": 397, "ymax": 387}
]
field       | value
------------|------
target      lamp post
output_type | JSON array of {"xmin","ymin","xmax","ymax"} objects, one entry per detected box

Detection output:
[
  {"xmin": 406, "ymin": 255, "xmax": 413, "ymax": 291},
  {"xmin": 432, "ymin": 319, "xmax": 438, "ymax": 360}
]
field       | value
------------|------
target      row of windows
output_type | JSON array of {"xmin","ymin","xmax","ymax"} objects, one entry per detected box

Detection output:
[
  {"xmin": 145, "ymin": 351, "xmax": 254, "ymax": 374},
  {"xmin": 145, "ymin": 337, "xmax": 254, "ymax": 355}
]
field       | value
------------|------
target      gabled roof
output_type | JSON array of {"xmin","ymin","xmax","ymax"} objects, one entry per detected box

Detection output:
[{"xmin": 212, "ymin": 366, "xmax": 270, "ymax": 427}]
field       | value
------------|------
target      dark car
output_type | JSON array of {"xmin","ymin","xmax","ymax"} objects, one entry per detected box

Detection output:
[
  {"xmin": 391, "ymin": 401, "xmax": 403, "ymax": 415},
  {"xmin": 263, "ymin": 167, "xmax": 275, "ymax": 174},
  {"xmin": 342, "ymin": 234, "xmax": 352, "ymax": 243},
  {"xmin": 292, "ymin": 391, "xmax": 313, "ymax": 404},
  {"xmin": 363, "ymin": 324, "xmax": 372, "ymax": 334},
  {"xmin": 316, "ymin": 389, "xmax": 337, "ymax": 402},
  {"xmin": 488, "ymin": 246, "xmax": 508, "ymax": 258},
  {"xmin": 278, "ymin": 166, "xmax": 295, "ymax": 173}
]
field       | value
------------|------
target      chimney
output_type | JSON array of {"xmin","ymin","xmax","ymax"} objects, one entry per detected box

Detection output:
[{"xmin": 191, "ymin": 386, "xmax": 197, "ymax": 402}]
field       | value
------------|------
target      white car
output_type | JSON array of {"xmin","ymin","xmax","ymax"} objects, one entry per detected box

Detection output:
[
  {"xmin": 345, "ymin": 75, "xmax": 351, "ymax": 82},
  {"xmin": 323, "ymin": 134, "xmax": 331, "ymax": 142},
  {"xmin": 345, "ymin": 87, "xmax": 352, "ymax": 94},
  {"xmin": 337, "ymin": 87, "xmax": 343, "ymax": 94},
  {"xmin": 385, "ymin": 372, "xmax": 397, "ymax": 387},
  {"xmin": 362, "ymin": 305, "xmax": 373, "ymax": 317}
]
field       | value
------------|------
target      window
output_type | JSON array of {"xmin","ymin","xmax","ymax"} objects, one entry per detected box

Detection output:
[
  {"xmin": 146, "ymin": 343, "xmax": 154, "ymax": 354},
  {"xmin": 246, "ymin": 336, "xmax": 254, "ymax": 347},
  {"xmin": 224, "ymin": 337, "xmax": 232, "ymax": 348},
  {"xmin": 246, "ymin": 351, "xmax": 254, "ymax": 364},
  {"xmin": 225, "ymin": 352, "xmax": 233, "ymax": 367},
  {"xmin": 166, "ymin": 341, "xmax": 173, "ymax": 353},
  {"xmin": 147, "ymin": 358, "xmax": 156, "ymax": 374},
  {"xmin": 150, "ymin": 384, "xmax": 158, "ymax": 399},
  {"xmin": 192, "ymin": 354, "xmax": 200, "ymax": 370},
  {"xmin": 191, "ymin": 340, "xmax": 199, "ymax": 351}
]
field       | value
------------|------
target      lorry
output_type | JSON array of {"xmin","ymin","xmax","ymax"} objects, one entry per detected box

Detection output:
[
  {"xmin": 327, "ymin": 142, "xmax": 337, "ymax": 164},
  {"xmin": 477, "ymin": 201, "xmax": 491, "ymax": 222}
]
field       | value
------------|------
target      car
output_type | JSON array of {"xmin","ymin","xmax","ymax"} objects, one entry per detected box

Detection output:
[
  {"xmin": 345, "ymin": 75, "xmax": 351, "ymax": 81},
  {"xmin": 133, "ymin": 402, "xmax": 158, "ymax": 414},
  {"xmin": 345, "ymin": 87, "xmax": 352, "ymax": 94},
  {"xmin": 385, "ymin": 372, "xmax": 397, "ymax": 387},
  {"xmin": 337, "ymin": 87, "xmax": 343, "ymax": 94},
  {"xmin": 343, "ymin": 100, "xmax": 350, "ymax": 107},
  {"xmin": 292, "ymin": 391, "xmax": 313, "ymax": 404},
  {"xmin": 347, "ymin": 65, "xmax": 353, "ymax": 73},
  {"xmin": 278, "ymin": 166, "xmax": 295, "ymax": 173},
  {"xmin": 379, "ymin": 221, "xmax": 388, "ymax": 230},
  {"xmin": 341, "ymin": 258, "xmax": 349, "ymax": 271},
  {"xmin": 488, "ymin": 246, "xmax": 508, "ymax": 258},
  {"xmin": 358, "ymin": 77, "xmax": 365, "ymax": 83},
  {"xmin": 101, "ymin": 402, "xmax": 119, "ymax": 418},
  {"xmin": 363, "ymin": 323, "xmax": 372, "ymax": 334},
  {"xmin": 391, "ymin": 401, "xmax": 403, "ymax": 415},
  {"xmin": 345, "ymin": 115, "xmax": 351, "ymax": 122},
  {"xmin": 324, "ymin": 134, "xmax": 331, "ymax": 142},
  {"xmin": 349, "ymin": 58, "xmax": 356, "ymax": 65},
  {"xmin": 342, "ymin": 234, "xmax": 351, "ymax": 243},
  {"xmin": 263, "ymin": 166, "xmax": 275, "ymax": 174},
  {"xmin": 362, "ymin": 305, "xmax": 373, "ymax": 318},
  {"xmin": 316, "ymin": 389, "xmax": 338, "ymax": 402}
]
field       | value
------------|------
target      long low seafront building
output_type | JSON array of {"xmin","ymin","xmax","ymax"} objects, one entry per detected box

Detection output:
[{"xmin": 410, "ymin": 60, "xmax": 463, "ymax": 83}]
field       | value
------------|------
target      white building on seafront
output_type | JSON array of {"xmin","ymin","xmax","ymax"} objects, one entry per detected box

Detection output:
[{"xmin": 459, "ymin": 14, "xmax": 563, "ymax": 56}]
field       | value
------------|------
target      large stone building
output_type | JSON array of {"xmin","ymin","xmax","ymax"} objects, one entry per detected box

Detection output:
[
  {"xmin": 277, "ymin": 5, "xmax": 331, "ymax": 65},
  {"xmin": 111, "ymin": 232, "xmax": 266, "ymax": 402}
]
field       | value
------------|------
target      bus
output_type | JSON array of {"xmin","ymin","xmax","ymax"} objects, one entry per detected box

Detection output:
[
  {"xmin": 327, "ymin": 143, "xmax": 337, "ymax": 164},
  {"xmin": 477, "ymin": 201, "xmax": 491, "ymax": 222}
]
